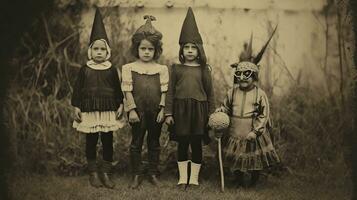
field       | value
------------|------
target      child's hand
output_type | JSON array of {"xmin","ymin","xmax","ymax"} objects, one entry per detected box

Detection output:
[
  {"xmin": 165, "ymin": 116, "xmax": 174, "ymax": 125},
  {"xmin": 116, "ymin": 104, "xmax": 124, "ymax": 119},
  {"xmin": 215, "ymin": 131, "xmax": 224, "ymax": 138},
  {"xmin": 129, "ymin": 109, "xmax": 140, "ymax": 123},
  {"xmin": 74, "ymin": 107, "xmax": 82, "ymax": 123},
  {"xmin": 156, "ymin": 108, "xmax": 165, "ymax": 123},
  {"xmin": 246, "ymin": 131, "xmax": 257, "ymax": 140},
  {"xmin": 214, "ymin": 108, "xmax": 223, "ymax": 113}
]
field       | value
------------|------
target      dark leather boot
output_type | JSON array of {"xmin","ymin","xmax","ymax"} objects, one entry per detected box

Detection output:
[
  {"xmin": 101, "ymin": 173, "xmax": 115, "ymax": 189},
  {"xmin": 148, "ymin": 175, "xmax": 161, "ymax": 187},
  {"xmin": 88, "ymin": 160, "xmax": 102, "ymax": 188},
  {"xmin": 176, "ymin": 184, "xmax": 187, "ymax": 190},
  {"xmin": 130, "ymin": 147, "xmax": 143, "ymax": 176},
  {"xmin": 89, "ymin": 172, "xmax": 103, "ymax": 188},
  {"xmin": 148, "ymin": 148, "xmax": 160, "ymax": 180},
  {"xmin": 130, "ymin": 175, "xmax": 142, "ymax": 189},
  {"xmin": 234, "ymin": 170, "xmax": 245, "ymax": 188},
  {"xmin": 249, "ymin": 170, "xmax": 260, "ymax": 187},
  {"xmin": 100, "ymin": 160, "xmax": 115, "ymax": 189}
]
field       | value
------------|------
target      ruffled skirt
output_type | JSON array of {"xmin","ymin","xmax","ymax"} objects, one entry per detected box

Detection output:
[
  {"xmin": 222, "ymin": 131, "xmax": 280, "ymax": 172},
  {"xmin": 73, "ymin": 111, "xmax": 125, "ymax": 133}
]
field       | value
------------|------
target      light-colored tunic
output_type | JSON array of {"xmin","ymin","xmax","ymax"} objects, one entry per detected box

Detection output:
[{"xmin": 220, "ymin": 85, "xmax": 270, "ymax": 138}]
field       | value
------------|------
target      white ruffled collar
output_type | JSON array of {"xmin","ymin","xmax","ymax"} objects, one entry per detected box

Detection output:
[
  {"xmin": 86, "ymin": 60, "xmax": 112, "ymax": 70},
  {"xmin": 126, "ymin": 61, "xmax": 164, "ymax": 75}
]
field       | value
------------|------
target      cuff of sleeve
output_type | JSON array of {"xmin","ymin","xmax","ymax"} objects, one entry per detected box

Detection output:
[
  {"xmin": 121, "ymin": 84, "xmax": 133, "ymax": 92},
  {"xmin": 160, "ymin": 84, "xmax": 168, "ymax": 92},
  {"xmin": 124, "ymin": 99, "xmax": 136, "ymax": 112},
  {"xmin": 164, "ymin": 108, "xmax": 172, "ymax": 116},
  {"xmin": 125, "ymin": 104, "xmax": 136, "ymax": 112}
]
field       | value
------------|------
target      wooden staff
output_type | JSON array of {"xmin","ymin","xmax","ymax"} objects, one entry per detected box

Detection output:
[{"xmin": 217, "ymin": 137, "xmax": 225, "ymax": 192}]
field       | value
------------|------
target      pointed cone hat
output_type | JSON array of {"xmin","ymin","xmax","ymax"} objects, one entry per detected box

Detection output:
[
  {"xmin": 179, "ymin": 7, "xmax": 203, "ymax": 45},
  {"xmin": 89, "ymin": 7, "xmax": 109, "ymax": 46}
]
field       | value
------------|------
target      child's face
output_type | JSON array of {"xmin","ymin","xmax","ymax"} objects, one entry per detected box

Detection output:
[
  {"xmin": 91, "ymin": 40, "xmax": 108, "ymax": 63},
  {"xmin": 138, "ymin": 39, "xmax": 155, "ymax": 62},
  {"xmin": 183, "ymin": 43, "xmax": 198, "ymax": 62},
  {"xmin": 235, "ymin": 70, "xmax": 254, "ymax": 89}
]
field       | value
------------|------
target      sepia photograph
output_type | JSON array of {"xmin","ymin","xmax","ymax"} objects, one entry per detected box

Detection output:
[{"xmin": 0, "ymin": 0, "xmax": 356, "ymax": 199}]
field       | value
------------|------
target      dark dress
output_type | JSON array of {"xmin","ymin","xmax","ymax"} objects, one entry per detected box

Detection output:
[
  {"xmin": 165, "ymin": 64, "xmax": 215, "ymax": 144},
  {"xmin": 71, "ymin": 64, "xmax": 124, "ymax": 133},
  {"xmin": 71, "ymin": 65, "xmax": 123, "ymax": 112}
]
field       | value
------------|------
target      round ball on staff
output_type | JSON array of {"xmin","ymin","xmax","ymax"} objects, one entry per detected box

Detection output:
[{"xmin": 208, "ymin": 111, "xmax": 230, "ymax": 131}]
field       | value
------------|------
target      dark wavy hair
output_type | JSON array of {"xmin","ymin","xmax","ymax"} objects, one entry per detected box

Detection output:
[{"xmin": 131, "ymin": 32, "xmax": 163, "ymax": 60}]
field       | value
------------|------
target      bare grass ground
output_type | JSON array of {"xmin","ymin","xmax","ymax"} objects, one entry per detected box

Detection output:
[{"xmin": 9, "ymin": 173, "xmax": 352, "ymax": 200}]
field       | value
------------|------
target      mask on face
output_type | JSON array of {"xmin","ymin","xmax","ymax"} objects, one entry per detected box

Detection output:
[{"xmin": 234, "ymin": 70, "xmax": 253, "ymax": 81}]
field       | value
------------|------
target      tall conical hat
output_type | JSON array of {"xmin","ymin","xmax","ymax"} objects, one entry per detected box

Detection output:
[
  {"xmin": 178, "ymin": 7, "xmax": 207, "ymax": 66},
  {"xmin": 89, "ymin": 7, "xmax": 109, "ymax": 46},
  {"xmin": 179, "ymin": 7, "xmax": 203, "ymax": 45}
]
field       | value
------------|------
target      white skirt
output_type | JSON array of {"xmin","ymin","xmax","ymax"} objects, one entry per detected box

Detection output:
[{"xmin": 73, "ymin": 111, "xmax": 125, "ymax": 133}]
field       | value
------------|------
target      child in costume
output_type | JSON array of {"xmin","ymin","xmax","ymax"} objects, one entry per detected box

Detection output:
[
  {"xmin": 71, "ymin": 8, "xmax": 124, "ymax": 189},
  {"xmin": 215, "ymin": 27, "xmax": 280, "ymax": 188},
  {"xmin": 121, "ymin": 15, "xmax": 168, "ymax": 189},
  {"xmin": 165, "ymin": 7, "xmax": 215, "ymax": 187}
]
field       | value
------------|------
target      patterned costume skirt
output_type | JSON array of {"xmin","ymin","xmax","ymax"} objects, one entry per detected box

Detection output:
[
  {"xmin": 73, "ymin": 111, "xmax": 125, "ymax": 133},
  {"xmin": 222, "ymin": 128, "xmax": 280, "ymax": 172}
]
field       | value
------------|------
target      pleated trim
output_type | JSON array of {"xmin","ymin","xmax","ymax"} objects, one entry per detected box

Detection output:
[
  {"xmin": 80, "ymin": 96, "xmax": 120, "ymax": 112},
  {"xmin": 73, "ymin": 111, "xmax": 125, "ymax": 133},
  {"xmin": 224, "ymin": 133, "xmax": 280, "ymax": 172}
]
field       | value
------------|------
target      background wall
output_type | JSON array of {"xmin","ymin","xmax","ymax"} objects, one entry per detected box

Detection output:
[{"xmin": 77, "ymin": 0, "xmax": 353, "ymax": 97}]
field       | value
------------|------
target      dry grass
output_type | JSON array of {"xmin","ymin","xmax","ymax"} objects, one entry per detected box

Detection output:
[{"xmin": 9, "ymin": 173, "xmax": 352, "ymax": 200}]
